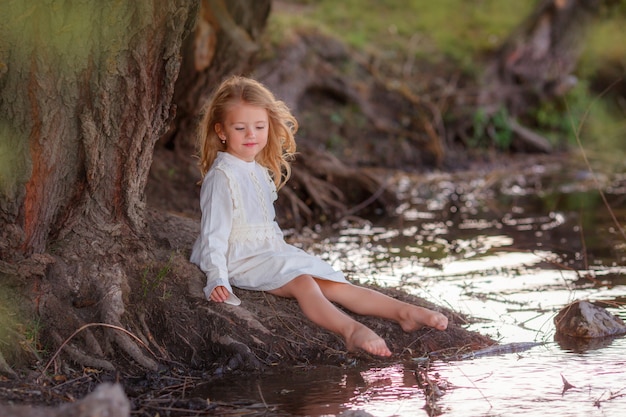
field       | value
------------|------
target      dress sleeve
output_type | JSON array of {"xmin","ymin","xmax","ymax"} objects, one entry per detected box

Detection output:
[{"xmin": 192, "ymin": 169, "xmax": 241, "ymax": 306}]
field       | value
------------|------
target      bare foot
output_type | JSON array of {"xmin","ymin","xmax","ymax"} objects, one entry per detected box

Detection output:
[
  {"xmin": 345, "ymin": 325, "xmax": 392, "ymax": 357},
  {"xmin": 399, "ymin": 306, "xmax": 448, "ymax": 332}
]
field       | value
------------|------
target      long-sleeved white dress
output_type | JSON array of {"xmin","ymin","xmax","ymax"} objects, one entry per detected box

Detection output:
[{"xmin": 190, "ymin": 152, "xmax": 347, "ymax": 305}]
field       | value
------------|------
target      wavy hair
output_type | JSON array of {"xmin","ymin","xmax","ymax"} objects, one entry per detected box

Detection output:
[{"xmin": 197, "ymin": 76, "xmax": 298, "ymax": 190}]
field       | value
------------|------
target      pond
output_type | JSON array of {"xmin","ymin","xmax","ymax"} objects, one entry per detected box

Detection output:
[{"xmin": 198, "ymin": 155, "xmax": 626, "ymax": 416}]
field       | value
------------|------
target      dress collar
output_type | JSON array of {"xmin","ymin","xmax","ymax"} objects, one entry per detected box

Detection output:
[{"xmin": 218, "ymin": 151, "xmax": 256, "ymax": 171}]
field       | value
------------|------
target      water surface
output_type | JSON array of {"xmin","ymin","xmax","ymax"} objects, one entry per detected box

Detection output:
[{"xmin": 201, "ymin": 157, "xmax": 626, "ymax": 416}]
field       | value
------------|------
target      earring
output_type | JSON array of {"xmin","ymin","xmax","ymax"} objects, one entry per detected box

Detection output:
[{"xmin": 220, "ymin": 136, "xmax": 226, "ymax": 144}]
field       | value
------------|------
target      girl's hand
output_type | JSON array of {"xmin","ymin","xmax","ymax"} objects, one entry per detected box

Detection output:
[{"xmin": 210, "ymin": 286, "xmax": 230, "ymax": 303}]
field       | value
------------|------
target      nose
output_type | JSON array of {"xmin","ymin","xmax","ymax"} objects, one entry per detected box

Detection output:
[{"xmin": 246, "ymin": 126, "xmax": 256, "ymax": 138}]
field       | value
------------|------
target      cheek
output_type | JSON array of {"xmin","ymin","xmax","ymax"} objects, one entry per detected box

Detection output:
[{"xmin": 229, "ymin": 130, "xmax": 244, "ymax": 139}]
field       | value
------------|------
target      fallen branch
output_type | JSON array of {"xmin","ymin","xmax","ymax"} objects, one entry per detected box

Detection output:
[{"xmin": 508, "ymin": 118, "xmax": 553, "ymax": 153}]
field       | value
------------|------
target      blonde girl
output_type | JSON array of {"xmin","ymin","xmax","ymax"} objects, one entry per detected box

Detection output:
[{"xmin": 191, "ymin": 75, "xmax": 448, "ymax": 357}]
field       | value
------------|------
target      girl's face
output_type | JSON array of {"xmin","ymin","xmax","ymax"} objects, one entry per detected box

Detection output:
[{"xmin": 216, "ymin": 102, "xmax": 269, "ymax": 162}]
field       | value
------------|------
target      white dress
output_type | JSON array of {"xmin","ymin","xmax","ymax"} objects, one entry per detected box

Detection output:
[{"xmin": 190, "ymin": 152, "xmax": 347, "ymax": 305}]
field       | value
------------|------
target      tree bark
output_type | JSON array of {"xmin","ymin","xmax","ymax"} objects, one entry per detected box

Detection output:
[{"xmin": 0, "ymin": 0, "xmax": 199, "ymax": 371}]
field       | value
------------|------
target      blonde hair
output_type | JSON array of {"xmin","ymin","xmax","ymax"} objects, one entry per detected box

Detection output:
[{"xmin": 197, "ymin": 75, "xmax": 298, "ymax": 190}]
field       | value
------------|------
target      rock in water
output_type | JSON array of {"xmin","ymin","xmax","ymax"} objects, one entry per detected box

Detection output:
[{"xmin": 554, "ymin": 300, "xmax": 626, "ymax": 338}]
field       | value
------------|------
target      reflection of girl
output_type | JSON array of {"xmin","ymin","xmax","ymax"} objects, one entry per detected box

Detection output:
[{"xmin": 191, "ymin": 76, "xmax": 448, "ymax": 356}]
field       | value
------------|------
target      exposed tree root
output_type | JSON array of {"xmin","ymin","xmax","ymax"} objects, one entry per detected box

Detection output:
[
  {"xmin": 279, "ymin": 147, "xmax": 397, "ymax": 228},
  {"xmin": 32, "ymin": 223, "xmax": 163, "ymax": 373},
  {"xmin": 49, "ymin": 330, "xmax": 115, "ymax": 372},
  {"xmin": 255, "ymin": 30, "xmax": 449, "ymax": 170},
  {"xmin": 43, "ymin": 322, "xmax": 164, "ymax": 379}
]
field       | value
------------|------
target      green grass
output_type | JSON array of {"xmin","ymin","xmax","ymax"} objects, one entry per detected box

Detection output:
[{"xmin": 270, "ymin": 0, "xmax": 534, "ymax": 70}]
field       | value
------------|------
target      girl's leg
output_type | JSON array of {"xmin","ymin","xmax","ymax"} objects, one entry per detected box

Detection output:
[
  {"xmin": 268, "ymin": 275, "xmax": 392, "ymax": 357},
  {"xmin": 316, "ymin": 280, "xmax": 448, "ymax": 332}
]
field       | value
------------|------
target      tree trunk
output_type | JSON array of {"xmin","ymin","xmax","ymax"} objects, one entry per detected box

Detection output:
[
  {"xmin": 474, "ymin": 0, "xmax": 602, "ymax": 151},
  {"xmin": 0, "ymin": 0, "xmax": 199, "ymax": 371}
]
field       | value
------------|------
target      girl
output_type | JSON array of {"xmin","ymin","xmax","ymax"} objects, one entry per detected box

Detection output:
[{"xmin": 190, "ymin": 75, "xmax": 448, "ymax": 357}]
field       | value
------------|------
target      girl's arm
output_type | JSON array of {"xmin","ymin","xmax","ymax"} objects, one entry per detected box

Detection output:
[{"xmin": 194, "ymin": 169, "xmax": 241, "ymax": 305}]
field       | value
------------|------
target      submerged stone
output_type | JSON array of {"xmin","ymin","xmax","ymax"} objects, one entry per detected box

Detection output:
[{"xmin": 554, "ymin": 300, "xmax": 626, "ymax": 338}]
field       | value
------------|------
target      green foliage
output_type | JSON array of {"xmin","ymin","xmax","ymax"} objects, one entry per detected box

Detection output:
[
  {"xmin": 573, "ymin": 89, "xmax": 626, "ymax": 156},
  {"xmin": 491, "ymin": 108, "xmax": 513, "ymax": 149},
  {"xmin": 471, "ymin": 109, "xmax": 489, "ymax": 148},
  {"xmin": 579, "ymin": 5, "xmax": 626, "ymax": 78},
  {"xmin": 471, "ymin": 107, "xmax": 512, "ymax": 150},
  {"xmin": 529, "ymin": 79, "xmax": 626, "ymax": 155},
  {"xmin": 273, "ymin": 1, "xmax": 626, "ymax": 73},
  {"xmin": 533, "ymin": 83, "xmax": 590, "ymax": 145},
  {"xmin": 18, "ymin": 317, "xmax": 45, "ymax": 360}
]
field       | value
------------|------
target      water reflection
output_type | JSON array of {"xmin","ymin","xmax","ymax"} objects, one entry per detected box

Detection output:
[
  {"xmin": 194, "ymin": 364, "xmax": 426, "ymax": 416},
  {"xmin": 196, "ymin": 341, "xmax": 626, "ymax": 416}
]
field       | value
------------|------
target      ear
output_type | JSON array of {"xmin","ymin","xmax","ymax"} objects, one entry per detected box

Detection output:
[{"xmin": 214, "ymin": 123, "xmax": 224, "ymax": 139}]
